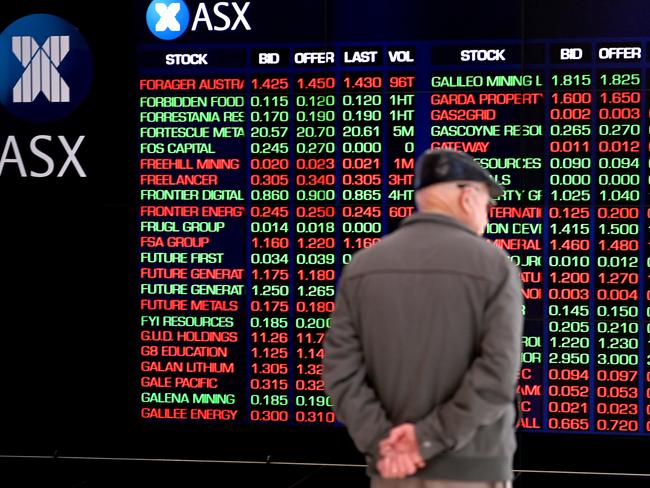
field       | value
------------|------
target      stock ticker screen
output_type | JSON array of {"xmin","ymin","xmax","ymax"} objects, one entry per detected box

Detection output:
[{"xmin": 132, "ymin": 0, "xmax": 650, "ymax": 460}]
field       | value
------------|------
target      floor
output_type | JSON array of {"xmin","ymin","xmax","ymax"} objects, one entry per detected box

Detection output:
[{"xmin": 3, "ymin": 458, "xmax": 650, "ymax": 488}]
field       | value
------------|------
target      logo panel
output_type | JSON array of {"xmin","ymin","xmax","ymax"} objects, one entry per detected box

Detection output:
[
  {"xmin": 146, "ymin": 0, "xmax": 190, "ymax": 40},
  {"xmin": 0, "ymin": 14, "xmax": 93, "ymax": 123}
]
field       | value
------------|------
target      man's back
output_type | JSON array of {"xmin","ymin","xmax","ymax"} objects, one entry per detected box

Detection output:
[{"xmin": 338, "ymin": 212, "xmax": 516, "ymax": 421}]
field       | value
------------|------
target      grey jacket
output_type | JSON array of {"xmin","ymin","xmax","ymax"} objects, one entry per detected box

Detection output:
[{"xmin": 323, "ymin": 212, "xmax": 524, "ymax": 481}]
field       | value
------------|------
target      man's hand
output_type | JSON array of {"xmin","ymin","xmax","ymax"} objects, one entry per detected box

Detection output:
[{"xmin": 376, "ymin": 423, "xmax": 425, "ymax": 479}]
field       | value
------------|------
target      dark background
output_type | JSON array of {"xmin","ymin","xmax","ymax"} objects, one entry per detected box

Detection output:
[{"xmin": 2, "ymin": 1, "xmax": 650, "ymax": 486}]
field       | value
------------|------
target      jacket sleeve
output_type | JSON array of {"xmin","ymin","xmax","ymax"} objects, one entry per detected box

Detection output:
[
  {"xmin": 322, "ymin": 270, "xmax": 392, "ymax": 460},
  {"xmin": 414, "ymin": 258, "xmax": 524, "ymax": 460}
]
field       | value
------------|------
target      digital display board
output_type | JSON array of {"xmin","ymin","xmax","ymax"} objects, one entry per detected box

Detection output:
[
  {"xmin": 135, "ymin": 1, "xmax": 650, "ymax": 438},
  {"xmin": 4, "ymin": 0, "xmax": 650, "ymax": 476}
]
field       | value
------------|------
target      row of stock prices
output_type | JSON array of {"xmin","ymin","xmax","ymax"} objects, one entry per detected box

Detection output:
[{"xmin": 136, "ymin": 38, "xmax": 650, "ymax": 434}]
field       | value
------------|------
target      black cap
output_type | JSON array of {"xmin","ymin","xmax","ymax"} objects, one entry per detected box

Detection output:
[{"xmin": 413, "ymin": 149, "xmax": 504, "ymax": 199}]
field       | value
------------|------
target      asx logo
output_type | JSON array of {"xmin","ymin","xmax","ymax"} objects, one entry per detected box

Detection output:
[
  {"xmin": 0, "ymin": 14, "xmax": 93, "ymax": 123},
  {"xmin": 146, "ymin": 0, "xmax": 251, "ymax": 40}
]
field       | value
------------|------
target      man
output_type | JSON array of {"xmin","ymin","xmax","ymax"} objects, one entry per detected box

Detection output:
[{"xmin": 323, "ymin": 148, "xmax": 524, "ymax": 488}]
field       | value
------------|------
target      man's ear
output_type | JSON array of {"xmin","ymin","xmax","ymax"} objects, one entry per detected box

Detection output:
[{"xmin": 459, "ymin": 190, "xmax": 472, "ymax": 214}]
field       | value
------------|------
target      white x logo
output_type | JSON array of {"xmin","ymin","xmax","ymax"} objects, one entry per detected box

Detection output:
[
  {"xmin": 155, "ymin": 3, "xmax": 181, "ymax": 32},
  {"xmin": 12, "ymin": 35, "xmax": 70, "ymax": 103}
]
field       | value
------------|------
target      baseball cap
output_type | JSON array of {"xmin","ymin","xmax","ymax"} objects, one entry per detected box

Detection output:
[{"xmin": 413, "ymin": 149, "xmax": 504, "ymax": 199}]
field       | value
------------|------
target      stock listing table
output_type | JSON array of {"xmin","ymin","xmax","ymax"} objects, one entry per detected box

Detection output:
[{"xmin": 135, "ymin": 39, "xmax": 650, "ymax": 435}]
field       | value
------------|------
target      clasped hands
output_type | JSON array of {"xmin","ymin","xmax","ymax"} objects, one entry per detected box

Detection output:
[{"xmin": 376, "ymin": 423, "xmax": 425, "ymax": 479}]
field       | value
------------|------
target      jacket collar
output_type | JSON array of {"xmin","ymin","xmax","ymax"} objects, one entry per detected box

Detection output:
[{"xmin": 399, "ymin": 211, "xmax": 476, "ymax": 236}]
